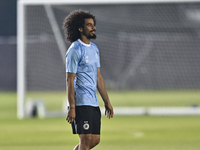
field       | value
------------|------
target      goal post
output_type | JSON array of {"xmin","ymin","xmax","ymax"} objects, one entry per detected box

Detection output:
[
  {"xmin": 17, "ymin": 0, "xmax": 200, "ymax": 119},
  {"xmin": 17, "ymin": 1, "xmax": 26, "ymax": 119}
]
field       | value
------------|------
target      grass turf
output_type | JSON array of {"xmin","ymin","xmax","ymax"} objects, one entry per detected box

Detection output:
[{"xmin": 1, "ymin": 91, "xmax": 200, "ymax": 150}]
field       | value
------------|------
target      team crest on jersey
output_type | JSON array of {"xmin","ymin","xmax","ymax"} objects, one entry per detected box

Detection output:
[
  {"xmin": 83, "ymin": 121, "xmax": 90, "ymax": 130},
  {"xmin": 95, "ymin": 53, "xmax": 98, "ymax": 59}
]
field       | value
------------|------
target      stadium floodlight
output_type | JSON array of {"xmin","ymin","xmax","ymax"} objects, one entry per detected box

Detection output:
[{"xmin": 17, "ymin": 0, "xmax": 200, "ymax": 119}]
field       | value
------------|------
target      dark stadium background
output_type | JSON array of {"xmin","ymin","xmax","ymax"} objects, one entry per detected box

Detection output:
[
  {"xmin": 0, "ymin": 0, "xmax": 17, "ymax": 90},
  {"xmin": 1, "ymin": 1, "xmax": 200, "ymax": 91}
]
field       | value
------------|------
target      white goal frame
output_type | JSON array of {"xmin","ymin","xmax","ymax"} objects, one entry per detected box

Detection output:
[{"xmin": 17, "ymin": 0, "xmax": 200, "ymax": 119}]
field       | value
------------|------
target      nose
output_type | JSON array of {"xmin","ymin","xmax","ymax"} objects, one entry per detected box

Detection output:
[{"xmin": 93, "ymin": 25, "xmax": 96, "ymax": 30}]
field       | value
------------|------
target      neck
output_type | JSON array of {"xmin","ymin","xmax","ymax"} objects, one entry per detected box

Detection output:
[{"xmin": 80, "ymin": 36, "xmax": 90, "ymax": 44}]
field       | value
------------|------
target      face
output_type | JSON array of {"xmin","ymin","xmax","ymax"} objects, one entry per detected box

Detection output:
[{"xmin": 80, "ymin": 18, "xmax": 96, "ymax": 39}]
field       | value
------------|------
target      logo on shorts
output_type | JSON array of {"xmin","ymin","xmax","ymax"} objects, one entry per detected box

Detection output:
[{"xmin": 83, "ymin": 121, "xmax": 90, "ymax": 130}]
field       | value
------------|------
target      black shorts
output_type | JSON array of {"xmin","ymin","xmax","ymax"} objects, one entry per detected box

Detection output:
[{"xmin": 71, "ymin": 106, "xmax": 101, "ymax": 135}]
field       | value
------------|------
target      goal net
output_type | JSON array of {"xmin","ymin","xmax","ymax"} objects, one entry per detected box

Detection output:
[{"xmin": 17, "ymin": 0, "xmax": 200, "ymax": 119}]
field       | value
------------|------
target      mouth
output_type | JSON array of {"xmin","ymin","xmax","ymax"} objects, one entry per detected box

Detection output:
[{"xmin": 91, "ymin": 30, "xmax": 96, "ymax": 34}]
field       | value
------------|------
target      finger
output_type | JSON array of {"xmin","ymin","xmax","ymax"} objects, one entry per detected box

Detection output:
[
  {"xmin": 69, "ymin": 119, "xmax": 72, "ymax": 123},
  {"xmin": 107, "ymin": 110, "xmax": 110, "ymax": 119},
  {"xmin": 67, "ymin": 117, "xmax": 72, "ymax": 123},
  {"xmin": 111, "ymin": 112, "xmax": 113, "ymax": 118},
  {"xmin": 67, "ymin": 118, "xmax": 71, "ymax": 123},
  {"xmin": 110, "ymin": 110, "xmax": 114, "ymax": 118},
  {"xmin": 66, "ymin": 116, "xmax": 69, "ymax": 121},
  {"xmin": 105, "ymin": 110, "xmax": 108, "ymax": 117},
  {"xmin": 70, "ymin": 117, "xmax": 75, "ymax": 123},
  {"xmin": 108, "ymin": 110, "xmax": 114, "ymax": 119},
  {"xmin": 70, "ymin": 118, "xmax": 74, "ymax": 122}
]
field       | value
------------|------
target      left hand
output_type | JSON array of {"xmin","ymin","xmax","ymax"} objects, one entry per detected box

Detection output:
[{"xmin": 105, "ymin": 103, "xmax": 114, "ymax": 119}]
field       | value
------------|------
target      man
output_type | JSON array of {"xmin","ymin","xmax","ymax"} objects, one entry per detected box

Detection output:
[{"xmin": 63, "ymin": 10, "xmax": 114, "ymax": 150}]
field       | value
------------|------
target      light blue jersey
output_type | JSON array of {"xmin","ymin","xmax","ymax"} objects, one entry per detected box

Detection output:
[{"xmin": 66, "ymin": 39, "xmax": 100, "ymax": 107}]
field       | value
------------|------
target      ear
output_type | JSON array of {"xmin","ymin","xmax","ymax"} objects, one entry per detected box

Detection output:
[{"xmin": 79, "ymin": 28, "xmax": 83, "ymax": 32}]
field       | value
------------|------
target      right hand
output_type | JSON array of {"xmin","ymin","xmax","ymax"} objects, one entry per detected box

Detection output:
[
  {"xmin": 66, "ymin": 108, "xmax": 76, "ymax": 124},
  {"xmin": 105, "ymin": 103, "xmax": 114, "ymax": 119}
]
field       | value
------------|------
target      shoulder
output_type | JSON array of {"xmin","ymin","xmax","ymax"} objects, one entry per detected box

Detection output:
[
  {"xmin": 66, "ymin": 41, "xmax": 82, "ymax": 56},
  {"xmin": 90, "ymin": 42, "xmax": 98, "ymax": 48},
  {"xmin": 90, "ymin": 42, "xmax": 99, "ymax": 52},
  {"xmin": 69, "ymin": 40, "xmax": 82, "ymax": 51}
]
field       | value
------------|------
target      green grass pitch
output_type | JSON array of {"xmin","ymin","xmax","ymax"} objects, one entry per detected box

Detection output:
[{"xmin": 1, "ymin": 91, "xmax": 200, "ymax": 150}]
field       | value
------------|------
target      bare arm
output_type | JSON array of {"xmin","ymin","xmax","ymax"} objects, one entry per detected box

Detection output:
[
  {"xmin": 66, "ymin": 72, "xmax": 76, "ymax": 123},
  {"xmin": 97, "ymin": 68, "xmax": 114, "ymax": 119}
]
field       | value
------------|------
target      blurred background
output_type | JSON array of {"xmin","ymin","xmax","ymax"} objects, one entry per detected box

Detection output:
[
  {"xmin": 1, "ymin": 0, "xmax": 200, "ymax": 116},
  {"xmin": 0, "ymin": 0, "xmax": 17, "ymax": 91},
  {"xmin": 1, "ymin": 1, "xmax": 200, "ymax": 150},
  {"xmin": 1, "ymin": 1, "xmax": 200, "ymax": 92}
]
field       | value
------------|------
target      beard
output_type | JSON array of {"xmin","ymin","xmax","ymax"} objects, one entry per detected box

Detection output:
[
  {"xmin": 88, "ymin": 34, "xmax": 96, "ymax": 39},
  {"xmin": 82, "ymin": 30, "xmax": 96, "ymax": 40}
]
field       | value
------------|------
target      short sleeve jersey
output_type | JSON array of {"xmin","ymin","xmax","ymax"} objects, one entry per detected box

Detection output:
[{"xmin": 66, "ymin": 39, "xmax": 100, "ymax": 107}]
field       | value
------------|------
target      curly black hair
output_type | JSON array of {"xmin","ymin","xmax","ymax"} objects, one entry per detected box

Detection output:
[{"xmin": 63, "ymin": 10, "xmax": 96, "ymax": 43}]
